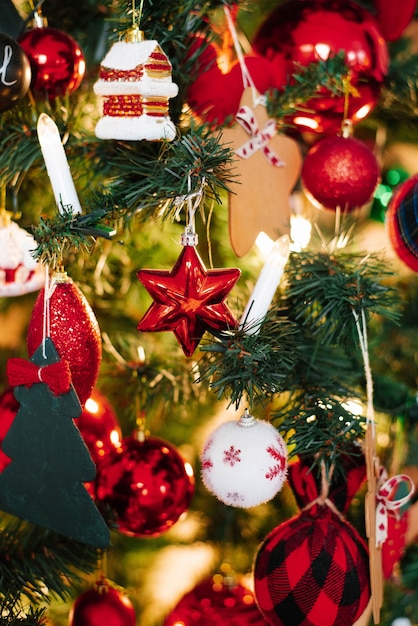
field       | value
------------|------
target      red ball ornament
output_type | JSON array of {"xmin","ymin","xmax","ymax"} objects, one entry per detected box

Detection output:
[
  {"xmin": 164, "ymin": 577, "xmax": 269, "ymax": 626},
  {"xmin": 95, "ymin": 434, "xmax": 195, "ymax": 537},
  {"xmin": 0, "ymin": 33, "xmax": 31, "ymax": 112},
  {"xmin": 68, "ymin": 579, "xmax": 136, "ymax": 626},
  {"xmin": 186, "ymin": 37, "xmax": 286, "ymax": 126},
  {"xmin": 254, "ymin": 504, "xmax": 370, "ymax": 626},
  {"xmin": 253, "ymin": 0, "xmax": 389, "ymax": 134},
  {"xmin": 387, "ymin": 174, "xmax": 418, "ymax": 272},
  {"xmin": 301, "ymin": 133, "xmax": 380, "ymax": 212},
  {"xmin": 77, "ymin": 389, "xmax": 122, "ymax": 467},
  {"xmin": 18, "ymin": 25, "xmax": 85, "ymax": 99},
  {"xmin": 27, "ymin": 271, "xmax": 102, "ymax": 407},
  {"xmin": 374, "ymin": 0, "xmax": 417, "ymax": 41},
  {"xmin": 0, "ymin": 387, "xmax": 19, "ymax": 472}
]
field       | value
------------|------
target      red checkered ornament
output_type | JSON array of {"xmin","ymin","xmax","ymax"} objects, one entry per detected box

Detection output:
[{"xmin": 254, "ymin": 458, "xmax": 370, "ymax": 626}]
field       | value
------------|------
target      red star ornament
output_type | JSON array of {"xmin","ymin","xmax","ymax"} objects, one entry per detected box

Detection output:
[{"xmin": 137, "ymin": 243, "xmax": 240, "ymax": 356}]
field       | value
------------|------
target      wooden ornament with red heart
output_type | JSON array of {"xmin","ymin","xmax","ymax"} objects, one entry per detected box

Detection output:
[{"xmin": 222, "ymin": 87, "xmax": 302, "ymax": 257}]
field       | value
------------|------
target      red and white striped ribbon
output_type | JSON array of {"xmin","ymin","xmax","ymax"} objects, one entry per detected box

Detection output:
[
  {"xmin": 235, "ymin": 106, "xmax": 285, "ymax": 167},
  {"xmin": 376, "ymin": 469, "xmax": 415, "ymax": 547}
]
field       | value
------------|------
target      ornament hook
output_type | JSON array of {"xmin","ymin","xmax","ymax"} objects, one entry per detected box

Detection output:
[{"xmin": 126, "ymin": 0, "xmax": 145, "ymax": 42}]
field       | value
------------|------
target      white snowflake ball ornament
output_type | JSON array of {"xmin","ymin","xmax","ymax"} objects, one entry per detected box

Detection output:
[
  {"xmin": 0, "ymin": 218, "xmax": 45, "ymax": 297},
  {"xmin": 201, "ymin": 410, "xmax": 288, "ymax": 508}
]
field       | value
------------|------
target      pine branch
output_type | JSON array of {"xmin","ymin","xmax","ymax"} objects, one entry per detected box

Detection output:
[
  {"xmin": 272, "ymin": 394, "xmax": 366, "ymax": 477},
  {"xmin": 100, "ymin": 333, "xmax": 204, "ymax": 428},
  {"xmin": 195, "ymin": 316, "xmax": 301, "ymax": 409},
  {"xmin": 283, "ymin": 250, "xmax": 401, "ymax": 347},
  {"xmin": 104, "ymin": 124, "xmax": 236, "ymax": 222},
  {"xmin": 266, "ymin": 250, "xmax": 400, "ymax": 475},
  {"xmin": 0, "ymin": 517, "xmax": 99, "ymax": 612},
  {"xmin": 377, "ymin": 38, "xmax": 418, "ymax": 121},
  {"xmin": 0, "ymin": 605, "xmax": 46, "ymax": 626},
  {"xmin": 30, "ymin": 207, "xmax": 115, "ymax": 269},
  {"xmin": 266, "ymin": 53, "xmax": 350, "ymax": 124}
]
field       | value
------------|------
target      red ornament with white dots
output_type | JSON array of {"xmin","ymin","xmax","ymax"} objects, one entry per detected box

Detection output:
[{"xmin": 201, "ymin": 410, "xmax": 287, "ymax": 508}]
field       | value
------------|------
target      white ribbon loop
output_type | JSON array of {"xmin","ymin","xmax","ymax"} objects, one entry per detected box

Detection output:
[
  {"xmin": 235, "ymin": 106, "xmax": 285, "ymax": 167},
  {"xmin": 375, "ymin": 470, "xmax": 415, "ymax": 547}
]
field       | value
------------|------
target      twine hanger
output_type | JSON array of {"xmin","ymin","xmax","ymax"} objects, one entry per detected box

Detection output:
[{"xmin": 223, "ymin": 4, "xmax": 262, "ymax": 109}]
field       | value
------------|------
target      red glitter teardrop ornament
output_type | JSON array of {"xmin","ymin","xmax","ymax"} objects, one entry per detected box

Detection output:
[
  {"xmin": 164, "ymin": 577, "xmax": 269, "ymax": 626},
  {"xmin": 68, "ymin": 578, "xmax": 136, "ymax": 626},
  {"xmin": 27, "ymin": 271, "xmax": 102, "ymax": 407},
  {"xmin": 19, "ymin": 23, "xmax": 85, "ymax": 100},
  {"xmin": 95, "ymin": 434, "xmax": 195, "ymax": 537},
  {"xmin": 301, "ymin": 133, "xmax": 380, "ymax": 212},
  {"xmin": 253, "ymin": 0, "xmax": 388, "ymax": 135}
]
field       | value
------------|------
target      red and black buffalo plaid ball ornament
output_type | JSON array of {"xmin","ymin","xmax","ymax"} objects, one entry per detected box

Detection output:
[{"xmin": 253, "ymin": 458, "xmax": 370, "ymax": 626}]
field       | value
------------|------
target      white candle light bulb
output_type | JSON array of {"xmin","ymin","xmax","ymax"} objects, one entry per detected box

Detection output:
[
  {"xmin": 239, "ymin": 234, "xmax": 290, "ymax": 335},
  {"xmin": 37, "ymin": 113, "xmax": 82, "ymax": 215}
]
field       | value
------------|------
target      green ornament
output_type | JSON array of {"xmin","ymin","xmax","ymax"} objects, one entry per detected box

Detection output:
[{"xmin": 0, "ymin": 338, "xmax": 110, "ymax": 549}]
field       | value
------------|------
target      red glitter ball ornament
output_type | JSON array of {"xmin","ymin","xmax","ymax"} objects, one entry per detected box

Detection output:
[
  {"xmin": 253, "ymin": 0, "xmax": 388, "ymax": 135},
  {"xmin": 164, "ymin": 577, "xmax": 269, "ymax": 626},
  {"xmin": 301, "ymin": 133, "xmax": 380, "ymax": 212},
  {"xmin": 95, "ymin": 434, "xmax": 195, "ymax": 537},
  {"xmin": 68, "ymin": 579, "xmax": 136, "ymax": 626},
  {"xmin": 18, "ymin": 25, "xmax": 85, "ymax": 99},
  {"xmin": 27, "ymin": 271, "xmax": 102, "ymax": 407}
]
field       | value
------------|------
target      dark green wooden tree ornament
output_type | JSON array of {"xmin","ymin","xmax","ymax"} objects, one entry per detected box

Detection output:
[{"xmin": 0, "ymin": 337, "xmax": 110, "ymax": 549}]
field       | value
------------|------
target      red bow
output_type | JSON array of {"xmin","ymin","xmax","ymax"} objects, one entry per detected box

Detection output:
[{"xmin": 7, "ymin": 357, "xmax": 72, "ymax": 396}]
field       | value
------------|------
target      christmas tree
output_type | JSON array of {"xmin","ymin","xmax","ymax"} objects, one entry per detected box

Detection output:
[{"xmin": 0, "ymin": 0, "xmax": 418, "ymax": 625}]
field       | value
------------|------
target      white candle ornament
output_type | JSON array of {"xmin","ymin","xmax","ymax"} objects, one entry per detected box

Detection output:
[
  {"xmin": 37, "ymin": 113, "xmax": 82, "ymax": 215},
  {"xmin": 239, "ymin": 233, "xmax": 290, "ymax": 334}
]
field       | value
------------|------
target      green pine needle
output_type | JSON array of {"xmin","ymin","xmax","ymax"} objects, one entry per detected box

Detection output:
[
  {"xmin": 283, "ymin": 250, "xmax": 401, "ymax": 347},
  {"xmin": 0, "ymin": 517, "xmax": 99, "ymax": 613},
  {"xmin": 105, "ymin": 123, "xmax": 236, "ymax": 222},
  {"xmin": 196, "ymin": 316, "xmax": 301, "ymax": 409},
  {"xmin": 272, "ymin": 394, "xmax": 366, "ymax": 477},
  {"xmin": 30, "ymin": 207, "xmax": 115, "ymax": 268},
  {"xmin": 266, "ymin": 53, "xmax": 350, "ymax": 124}
]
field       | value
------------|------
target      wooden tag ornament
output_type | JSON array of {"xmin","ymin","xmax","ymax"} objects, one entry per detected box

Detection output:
[
  {"xmin": 0, "ymin": 337, "xmax": 110, "ymax": 549},
  {"xmin": 222, "ymin": 88, "xmax": 302, "ymax": 258},
  {"xmin": 364, "ymin": 424, "xmax": 383, "ymax": 624}
]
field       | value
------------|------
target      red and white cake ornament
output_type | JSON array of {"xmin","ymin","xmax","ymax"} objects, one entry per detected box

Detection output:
[
  {"xmin": 94, "ymin": 25, "xmax": 178, "ymax": 141},
  {"xmin": 201, "ymin": 409, "xmax": 288, "ymax": 508},
  {"xmin": 0, "ymin": 209, "xmax": 45, "ymax": 297}
]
